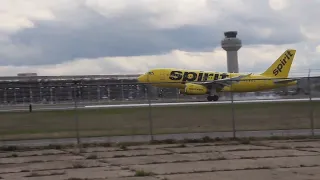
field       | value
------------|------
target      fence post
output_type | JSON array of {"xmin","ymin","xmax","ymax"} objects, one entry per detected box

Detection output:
[
  {"xmin": 146, "ymin": 75, "xmax": 154, "ymax": 141},
  {"xmin": 73, "ymin": 81, "xmax": 81, "ymax": 146},
  {"xmin": 121, "ymin": 79, "xmax": 124, "ymax": 101},
  {"xmin": 29, "ymin": 104, "xmax": 32, "ymax": 113},
  {"xmin": 231, "ymin": 79, "xmax": 236, "ymax": 139},
  {"xmin": 307, "ymin": 69, "xmax": 315, "ymax": 137}
]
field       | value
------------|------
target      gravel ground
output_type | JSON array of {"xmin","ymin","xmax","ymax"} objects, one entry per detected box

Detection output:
[{"xmin": 1, "ymin": 139, "xmax": 320, "ymax": 180}]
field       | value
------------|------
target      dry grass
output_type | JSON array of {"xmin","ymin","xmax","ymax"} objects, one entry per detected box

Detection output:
[{"xmin": 0, "ymin": 101, "xmax": 319, "ymax": 140}]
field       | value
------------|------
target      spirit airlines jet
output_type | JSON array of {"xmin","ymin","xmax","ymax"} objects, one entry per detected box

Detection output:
[{"xmin": 137, "ymin": 49, "xmax": 298, "ymax": 101}]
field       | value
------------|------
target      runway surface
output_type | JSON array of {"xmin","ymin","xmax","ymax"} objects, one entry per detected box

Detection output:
[
  {"xmin": 1, "ymin": 129, "xmax": 319, "ymax": 147},
  {"xmin": 85, "ymin": 97, "xmax": 320, "ymax": 109},
  {"xmin": 0, "ymin": 97, "xmax": 318, "ymax": 112}
]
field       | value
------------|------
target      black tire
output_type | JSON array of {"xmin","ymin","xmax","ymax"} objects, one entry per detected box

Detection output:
[
  {"xmin": 212, "ymin": 95, "xmax": 219, "ymax": 101},
  {"xmin": 207, "ymin": 95, "xmax": 219, "ymax": 101}
]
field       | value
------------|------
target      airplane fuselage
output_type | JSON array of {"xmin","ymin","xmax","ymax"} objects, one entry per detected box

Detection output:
[{"xmin": 138, "ymin": 68, "xmax": 297, "ymax": 93}]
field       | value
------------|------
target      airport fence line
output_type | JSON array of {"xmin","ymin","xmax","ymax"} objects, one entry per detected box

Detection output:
[{"xmin": 0, "ymin": 72, "xmax": 320, "ymax": 145}]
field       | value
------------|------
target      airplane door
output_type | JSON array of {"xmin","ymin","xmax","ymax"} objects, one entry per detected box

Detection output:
[
  {"xmin": 160, "ymin": 72, "xmax": 165, "ymax": 80},
  {"xmin": 258, "ymin": 79, "xmax": 268, "ymax": 90}
]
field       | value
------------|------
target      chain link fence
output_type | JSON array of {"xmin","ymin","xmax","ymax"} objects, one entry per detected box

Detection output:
[{"xmin": 0, "ymin": 70, "xmax": 320, "ymax": 146}]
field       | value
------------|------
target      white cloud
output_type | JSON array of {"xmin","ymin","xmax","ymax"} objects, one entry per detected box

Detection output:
[
  {"xmin": 83, "ymin": 0, "xmax": 261, "ymax": 30},
  {"xmin": 0, "ymin": 13, "xmax": 34, "ymax": 33},
  {"xmin": 0, "ymin": 0, "xmax": 58, "ymax": 33},
  {"xmin": 84, "ymin": 0, "xmax": 130, "ymax": 18},
  {"xmin": 143, "ymin": 0, "xmax": 220, "ymax": 29},
  {"xmin": 300, "ymin": 25, "xmax": 320, "ymax": 40},
  {"xmin": 316, "ymin": 45, "xmax": 320, "ymax": 53},
  {"xmin": 268, "ymin": 0, "xmax": 290, "ymax": 10},
  {"xmin": 84, "ymin": 0, "xmax": 223, "ymax": 29}
]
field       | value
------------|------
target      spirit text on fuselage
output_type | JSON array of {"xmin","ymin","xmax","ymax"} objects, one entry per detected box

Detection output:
[{"xmin": 169, "ymin": 71, "xmax": 230, "ymax": 82}]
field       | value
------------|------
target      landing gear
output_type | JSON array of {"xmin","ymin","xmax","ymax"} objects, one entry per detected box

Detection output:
[
  {"xmin": 207, "ymin": 95, "xmax": 219, "ymax": 101},
  {"xmin": 207, "ymin": 87, "xmax": 219, "ymax": 101}
]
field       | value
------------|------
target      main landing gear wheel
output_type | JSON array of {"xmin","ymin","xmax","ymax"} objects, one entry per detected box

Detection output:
[{"xmin": 207, "ymin": 95, "xmax": 219, "ymax": 101}]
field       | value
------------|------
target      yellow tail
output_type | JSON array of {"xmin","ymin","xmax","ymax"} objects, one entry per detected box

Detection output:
[{"xmin": 260, "ymin": 49, "xmax": 296, "ymax": 78}]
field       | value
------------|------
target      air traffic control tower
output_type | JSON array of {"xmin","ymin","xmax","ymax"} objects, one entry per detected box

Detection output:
[{"xmin": 221, "ymin": 31, "xmax": 242, "ymax": 73}]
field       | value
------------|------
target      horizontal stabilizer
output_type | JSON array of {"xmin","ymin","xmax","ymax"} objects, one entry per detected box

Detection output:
[{"xmin": 273, "ymin": 78, "xmax": 299, "ymax": 84}]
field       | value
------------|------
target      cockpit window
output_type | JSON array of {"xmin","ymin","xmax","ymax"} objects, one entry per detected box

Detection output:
[{"xmin": 147, "ymin": 71, "xmax": 154, "ymax": 75}]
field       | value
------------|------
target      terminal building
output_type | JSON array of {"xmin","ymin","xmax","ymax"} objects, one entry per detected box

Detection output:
[{"xmin": 0, "ymin": 74, "xmax": 185, "ymax": 104}]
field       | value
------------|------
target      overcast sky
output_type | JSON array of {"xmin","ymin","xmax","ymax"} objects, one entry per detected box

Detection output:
[{"xmin": 1, "ymin": 0, "xmax": 320, "ymax": 76}]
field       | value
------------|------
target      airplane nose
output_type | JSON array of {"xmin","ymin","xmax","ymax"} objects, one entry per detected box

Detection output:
[{"xmin": 137, "ymin": 75, "xmax": 146, "ymax": 83}]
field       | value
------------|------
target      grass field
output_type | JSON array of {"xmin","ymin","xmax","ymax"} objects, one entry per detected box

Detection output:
[{"xmin": 0, "ymin": 101, "xmax": 319, "ymax": 140}]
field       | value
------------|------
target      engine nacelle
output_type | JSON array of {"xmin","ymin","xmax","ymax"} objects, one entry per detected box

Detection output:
[{"xmin": 179, "ymin": 83, "xmax": 208, "ymax": 95}]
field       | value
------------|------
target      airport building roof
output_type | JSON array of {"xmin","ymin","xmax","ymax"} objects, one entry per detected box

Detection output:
[{"xmin": 0, "ymin": 74, "xmax": 142, "ymax": 83}]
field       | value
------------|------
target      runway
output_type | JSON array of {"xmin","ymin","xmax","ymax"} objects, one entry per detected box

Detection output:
[
  {"xmin": 0, "ymin": 97, "xmax": 318, "ymax": 112},
  {"xmin": 1, "ymin": 129, "xmax": 319, "ymax": 148},
  {"xmin": 85, "ymin": 97, "xmax": 320, "ymax": 109}
]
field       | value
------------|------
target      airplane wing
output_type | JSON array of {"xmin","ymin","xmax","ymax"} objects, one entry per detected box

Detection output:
[
  {"xmin": 191, "ymin": 73, "xmax": 300, "ymax": 88},
  {"xmin": 192, "ymin": 73, "xmax": 252, "ymax": 88}
]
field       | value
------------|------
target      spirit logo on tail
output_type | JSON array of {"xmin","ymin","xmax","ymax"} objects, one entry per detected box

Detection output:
[{"xmin": 273, "ymin": 50, "xmax": 294, "ymax": 76}]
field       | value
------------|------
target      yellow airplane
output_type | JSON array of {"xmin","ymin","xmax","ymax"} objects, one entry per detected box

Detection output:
[{"xmin": 137, "ymin": 49, "xmax": 299, "ymax": 101}]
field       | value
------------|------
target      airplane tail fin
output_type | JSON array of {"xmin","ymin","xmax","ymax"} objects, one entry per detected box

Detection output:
[{"xmin": 260, "ymin": 49, "xmax": 296, "ymax": 78}]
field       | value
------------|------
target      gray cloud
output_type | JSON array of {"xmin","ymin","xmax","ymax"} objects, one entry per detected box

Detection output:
[{"xmin": 0, "ymin": 0, "xmax": 318, "ymax": 68}]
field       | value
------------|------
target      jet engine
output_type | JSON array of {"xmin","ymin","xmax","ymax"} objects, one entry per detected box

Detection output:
[{"xmin": 179, "ymin": 83, "xmax": 208, "ymax": 95}]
